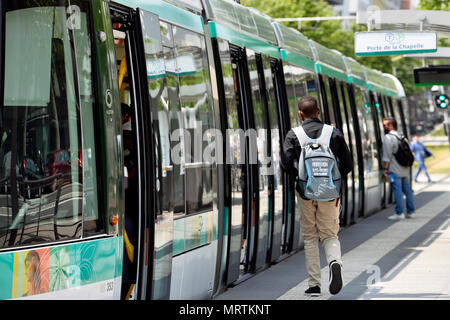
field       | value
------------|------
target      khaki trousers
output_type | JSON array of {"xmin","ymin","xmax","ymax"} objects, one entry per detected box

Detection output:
[{"xmin": 298, "ymin": 194, "xmax": 342, "ymax": 288}]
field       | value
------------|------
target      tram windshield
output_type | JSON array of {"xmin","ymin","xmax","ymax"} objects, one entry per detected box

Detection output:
[{"xmin": 0, "ymin": 0, "xmax": 101, "ymax": 249}]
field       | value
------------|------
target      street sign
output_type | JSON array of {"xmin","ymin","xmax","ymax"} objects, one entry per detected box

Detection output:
[
  {"xmin": 414, "ymin": 66, "xmax": 450, "ymax": 86},
  {"xmin": 355, "ymin": 32, "xmax": 437, "ymax": 56}
]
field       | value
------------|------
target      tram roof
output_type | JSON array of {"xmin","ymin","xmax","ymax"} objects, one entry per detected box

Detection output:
[
  {"xmin": 202, "ymin": 0, "xmax": 280, "ymax": 59},
  {"xmin": 344, "ymin": 57, "xmax": 366, "ymax": 87},
  {"xmin": 164, "ymin": 0, "xmax": 203, "ymax": 13},
  {"xmin": 364, "ymin": 67, "xmax": 390, "ymax": 95},
  {"xmin": 272, "ymin": 22, "xmax": 315, "ymax": 71},
  {"xmin": 309, "ymin": 40, "xmax": 348, "ymax": 83},
  {"xmin": 383, "ymin": 73, "xmax": 404, "ymax": 98},
  {"xmin": 114, "ymin": 0, "xmax": 204, "ymax": 34}
]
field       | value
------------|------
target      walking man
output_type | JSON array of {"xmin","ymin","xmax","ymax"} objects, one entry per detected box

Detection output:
[
  {"xmin": 382, "ymin": 117, "xmax": 415, "ymax": 220},
  {"xmin": 410, "ymin": 135, "xmax": 433, "ymax": 183},
  {"xmin": 281, "ymin": 96, "xmax": 353, "ymax": 296}
]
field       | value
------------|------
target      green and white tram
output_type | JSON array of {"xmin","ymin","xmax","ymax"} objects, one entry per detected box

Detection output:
[
  {"xmin": 0, "ymin": 0, "xmax": 124, "ymax": 299},
  {"xmin": 0, "ymin": 0, "xmax": 409, "ymax": 300}
]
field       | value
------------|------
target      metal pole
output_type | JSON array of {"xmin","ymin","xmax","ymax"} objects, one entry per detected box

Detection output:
[
  {"xmin": 275, "ymin": 16, "xmax": 357, "ymax": 22},
  {"xmin": 445, "ymin": 108, "xmax": 450, "ymax": 151},
  {"xmin": 441, "ymin": 86, "xmax": 450, "ymax": 151}
]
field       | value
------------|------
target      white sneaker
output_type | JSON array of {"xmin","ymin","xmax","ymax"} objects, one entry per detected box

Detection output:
[
  {"xmin": 388, "ymin": 213, "xmax": 405, "ymax": 220},
  {"xmin": 406, "ymin": 213, "xmax": 416, "ymax": 219}
]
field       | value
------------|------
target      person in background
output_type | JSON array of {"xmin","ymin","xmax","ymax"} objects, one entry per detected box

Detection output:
[
  {"xmin": 410, "ymin": 135, "xmax": 433, "ymax": 183},
  {"xmin": 382, "ymin": 117, "xmax": 415, "ymax": 220}
]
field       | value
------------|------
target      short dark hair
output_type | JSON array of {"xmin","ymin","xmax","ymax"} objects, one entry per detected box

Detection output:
[
  {"xmin": 383, "ymin": 117, "xmax": 397, "ymax": 130},
  {"xmin": 121, "ymin": 103, "xmax": 130, "ymax": 117},
  {"xmin": 298, "ymin": 96, "xmax": 319, "ymax": 118}
]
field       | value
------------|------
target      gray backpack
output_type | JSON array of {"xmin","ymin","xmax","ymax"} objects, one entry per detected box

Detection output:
[{"xmin": 292, "ymin": 124, "xmax": 341, "ymax": 201}]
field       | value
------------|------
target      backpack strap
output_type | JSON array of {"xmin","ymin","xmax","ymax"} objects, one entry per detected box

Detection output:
[
  {"xmin": 388, "ymin": 132, "xmax": 406, "ymax": 143},
  {"xmin": 292, "ymin": 126, "xmax": 308, "ymax": 148},
  {"xmin": 292, "ymin": 124, "xmax": 334, "ymax": 148}
]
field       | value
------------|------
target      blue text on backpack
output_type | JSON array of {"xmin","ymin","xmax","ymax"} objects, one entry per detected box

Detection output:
[{"xmin": 292, "ymin": 124, "xmax": 341, "ymax": 201}]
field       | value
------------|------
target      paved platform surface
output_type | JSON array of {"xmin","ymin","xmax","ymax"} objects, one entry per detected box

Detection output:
[{"xmin": 215, "ymin": 173, "xmax": 450, "ymax": 300}]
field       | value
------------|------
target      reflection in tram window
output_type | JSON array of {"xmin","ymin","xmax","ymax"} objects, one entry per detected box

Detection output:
[
  {"xmin": 173, "ymin": 26, "xmax": 215, "ymax": 216},
  {"xmin": 0, "ymin": 1, "xmax": 101, "ymax": 249},
  {"xmin": 354, "ymin": 87, "xmax": 379, "ymax": 174},
  {"xmin": 282, "ymin": 64, "xmax": 299, "ymax": 127},
  {"xmin": 321, "ymin": 75, "xmax": 336, "ymax": 125},
  {"xmin": 289, "ymin": 64, "xmax": 320, "ymax": 125},
  {"xmin": 261, "ymin": 55, "xmax": 283, "ymax": 255},
  {"xmin": 219, "ymin": 40, "xmax": 245, "ymax": 268}
]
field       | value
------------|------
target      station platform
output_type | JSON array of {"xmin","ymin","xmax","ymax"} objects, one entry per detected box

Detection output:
[{"xmin": 215, "ymin": 173, "xmax": 450, "ymax": 300}]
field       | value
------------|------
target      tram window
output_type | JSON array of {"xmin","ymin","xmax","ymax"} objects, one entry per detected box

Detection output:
[
  {"xmin": 218, "ymin": 39, "xmax": 245, "ymax": 230},
  {"xmin": 173, "ymin": 27, "xmax": 214, "ymax": 216},
  {"xmin": 282, "ymin": 64, "xmax": 299, "ymax": 127},
  {"xmin": 291, "ymin": 65, "xmax": 320, "ymax": 122},
  {"xmin": 262, "ymin": 54, "xmax": 283, "ymax": 242},
  {"xmin": 320, "ymin": 75, "xmax": 336, "ymax": 125},
  {"xmin": 0, "ymin": 1, "xmax": 101, "ymax": 248},
  {"xmin": 248, "ymin": 50, "xmax": 269, "ymax": 196},
  {"xmin": 160, "ymin": 22, "xmax": 174, "ymax": 47},
  {"xmin": 354, "ymin": 87, "xmax": 379, "ymax": 172}
]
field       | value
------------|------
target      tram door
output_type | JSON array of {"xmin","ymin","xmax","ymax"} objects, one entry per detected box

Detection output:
[
  {"xmin": 246, "ymin": 50, "xmax": 270, "ymax": 272},
  {"xmin": 372, "ymin": 93, "xmax": 388, "ymax": 208},
  {"xmin": 228, "ymin": 45, "xmax": 256, "ymax": 281},
  {"xmin": 111, "ymin": 8, "xmax": 149, "ymax": 300},
  {"xmin": 135, "ymin": 9, "xmax": 178, "ymax": 300},
  {"xmin": 269, "ymin": 59, "xmax": 291, "ymax": 257},
  {"xmin": 111, "ymin": 7, "xmax": 175, "ymax": 300},
  {"xmin": 254, "ymin": 54, "xmax": 284, "ymax": 265},
  {"xmin": 327, "ymin": 78, "xmax": 348, "ymax": 225},
  {"xmin": 347, "ymin": 85, "xmax": 365, "ymax": 219},
  {"xmin": 332, "ymin": 79, "xmax": 355, "ymax": 226},
  {"xmin": 341, "ymin": 83, "xmax": 360, "ymax": 225}
]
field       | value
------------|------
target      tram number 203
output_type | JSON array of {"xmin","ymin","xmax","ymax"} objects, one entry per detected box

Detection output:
[{"xmin": 100, "ymin": 281, "xmax": 115, "ymax": 293}]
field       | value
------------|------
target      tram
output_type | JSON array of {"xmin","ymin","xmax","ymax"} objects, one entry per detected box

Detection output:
[{"xmin": 0, "ymin": 0, "xmax": 409, "ymax": 300}]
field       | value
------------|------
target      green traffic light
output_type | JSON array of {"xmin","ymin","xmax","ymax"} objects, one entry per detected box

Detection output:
[
  {"xmin": 439, "ymin": 95, "xmax": 446, "ymax": 101},
  {"xmin": 440, "ymin": 102, "xmax": 448, "ymax": 108}
]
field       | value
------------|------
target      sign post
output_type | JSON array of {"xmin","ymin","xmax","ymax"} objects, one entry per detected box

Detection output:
[{"xmin": 355, "ymin": 32, "xmax": 437, "ymax": 57}]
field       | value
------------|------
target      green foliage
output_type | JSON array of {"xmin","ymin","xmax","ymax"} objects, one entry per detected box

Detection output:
[
  {"xmin": 392, "ymin": 58, "xmax": 425, "ymax": 96},
  {"xmin": 418, "ymin": 0, "xmax": 450, "ymax": 47},
  {"xmin": 242, "ymin": 0, "xmax": 353, "ymax": 56},
  {"xmin": 418, "ymin": 0, "xmax": 450, "ymax": 11},
  {"xmin": 241, "ymin": 0, "xmax": 439, "ymax": 96}
]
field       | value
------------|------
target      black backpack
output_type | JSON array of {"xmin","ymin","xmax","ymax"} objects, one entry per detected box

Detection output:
[{"xmin": 388, "ymin": 133, "xmax": 414, "ymax": 167}]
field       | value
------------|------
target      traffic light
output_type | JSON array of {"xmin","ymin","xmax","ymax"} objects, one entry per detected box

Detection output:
[{"xmin": 435, "ymin": 94, "xmax": 449, "ymax": 109}]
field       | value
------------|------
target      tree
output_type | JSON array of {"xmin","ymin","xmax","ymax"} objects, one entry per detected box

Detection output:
[
  {"xmin": 242, "ymin": 0, "xmax": 354, "ymax": 56},
  {"xmin": 418, "ymin": 0, "xmax": 450, "ymax": 47},
  {"xmin": 418, "ymin": 0, "xmax": 450, "ymax": 11},
  {"xmin": 241, "ymin": 0, "xmax": 438, "ymax": 96},
  {"xmin": 241, "ymin": 0, "xmax": 394, "ymax": 71}
]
